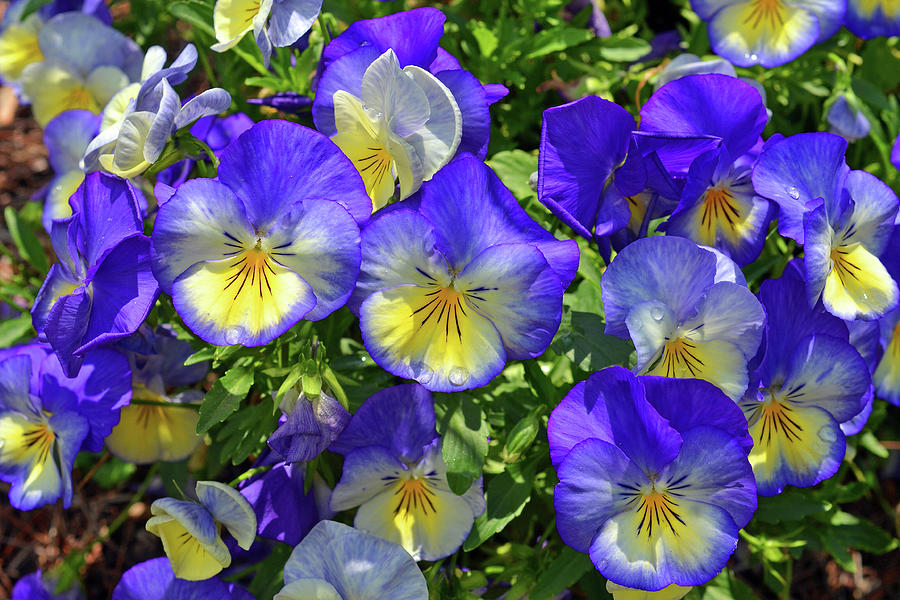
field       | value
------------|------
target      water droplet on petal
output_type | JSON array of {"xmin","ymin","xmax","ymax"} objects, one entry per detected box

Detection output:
[
  {"xmin": 650, "ymin": 307, "xmax": 665, "ymax": 321},
  {"xmin": 749, "ymin": 53, "xmax": 758, "ymax": 62},
  {"xmin": 417, "ymin": 366, "xmax": 434, "ymax": 385},
  {"xmin": 448, "ymin": 366, "xmax": 470, "ymax": 386},
  {"xmin": 225, "ymin": 326, "xmax": 246, "ymax": 345},
  {"xmin": 862, "ymin": 293, "xmax": 869, "ymax": 301},
  {"xmin": 818, "ymin": 426, "xmax": 837, "ymax": 443},
  {"xmin": 787, "ymin": 186, "xmax": 800, "ymax": 200}
]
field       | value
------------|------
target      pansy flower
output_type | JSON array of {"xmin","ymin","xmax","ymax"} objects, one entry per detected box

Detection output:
[
  {"xmin": 105, "ymin": 326, "xmax": 207, "ymax": 464},
  {"xmin": 38, "ymin": 109, "xmax": 100, "ymax": 231},
  {"xmin": 151, "ymin": 120, "xmax": 369, "ymax": 347},
  {"xmin": 275, "ymin": 520, "xmax": 428, "ymax": 600},
  {"xmin": 113, "ymin": 558, "xmax": 255, "ymax": 599},
  {"xmin": 548, "ymin": 367, "xmax": 756, "ymax": 591},
  {"xmin": 690, "ymin": 0, "xmax": 845, "ymax": 68},
  {"xmin": 330, "ymin": 384, "xmax": 485, "ymax": 561},
  {"xmin": 19, "ymin": 12, "xmax": 142, "ymax": 125},
  {"xmin": 741, "ymin": 276, "xmax": 870, "ymax": 495},
  {"xmin": 0, "ymin": 344, "xmax": 131, "ymax": 510},
  {"xmin": 752, "ymin": 132, "xmax": 900, "ymax": 320},
  {"xmin": 351, "ymin": 154, "xmax": 578, "ymax": 391},
  {"xmin": 31, "ymin": 173, "xmax": 159, "ymax": 377},
  {"xmin": 601, "ymin": 235, "xmax": 765, "ymax": 400},
  {"xmin": 323, "ymin": 48, "xmax": 461, "ymax": 211},
  {"xmin": 314, "ymin": 8, "xmax": 507, "ymax": 210},
  {"xmin": 642, "ymin": 74, "xmax": 774, "ymax": 265},
  {"xmin": 845, "ymin": 0, "xmax": 900, "ymax": 38},
  {"xmin": 212, "ymin": 0, "xmax": 322, "ymax": 67},
  {"xmin": 146, "ymin": 480, "xmax": 257, "ymax": 581},
  {"xmin": 82, "ymin": 44, "xmax": 232, "ymax": 179},
  {"xmin": 0, "ymin": 0, "xmax": 110, "ymax": 87}
]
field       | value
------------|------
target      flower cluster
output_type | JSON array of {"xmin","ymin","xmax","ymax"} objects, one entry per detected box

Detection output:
[{"xmin": 3, "ymin": 0, "xmax": 899, "ymax": 598}]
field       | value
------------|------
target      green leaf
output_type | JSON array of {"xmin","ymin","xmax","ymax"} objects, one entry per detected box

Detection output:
[
  {"xmin": 530, "ymin": 547, "xmax": 593, "ymax": 600},
  {"xmin": 551, "ymin": 310, "xmax": 634, "ymax": 371},
  {"xmin": 697, "ymin": 569, "xmax": 760, "ymax": 599},
  {"xmin": 91, "ymin": 457, "xmax": 137, "ymax": 489},
  {"xmin": 197, "ymin": 365, "xmax": 254, "ymax": 433},
  {"xmin": 522, "ymin": 27, "xmax": 594, "ymax": 60},
  {"xmin": 19, "ymin": 0, "xmax": 53, "ymax": 19},
  {"xmin": 825, "ymin": 511, "xmax": 897, "ymax": 555},
  {"xmin": 471, "ymin": 22, "xmax": 499, "ymax": 57},
  {"xmin": 438, "ymin": 395, "xmax": 489, "ymax": 494},
  {"xmin": 753, "ymin": 489, "xmax": 830, "ymax": 524},
  {"xmin": 0, "ymin": 314, "xmax": 34, "ymax": 348},
  {"xmin": 168, "ymin": 0, "xmax": 215, "ymax": 35},
  {"xmin": 463, "ymin": 466, "xmax": 534, "ymax": 551},
  {"xmin": 487, "ymin": 150, "xmax": 538, "ymax": 200},
  {"xmin": 597, "ymin": 37, "xmax": 653, "ymax": 62},
  {"xmin": 4, "ymin": 206, "xmax": 49, "ymax": 274}
]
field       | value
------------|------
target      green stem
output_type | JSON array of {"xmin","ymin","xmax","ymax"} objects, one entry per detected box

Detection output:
[
  {"xmin": 130, "ymin": 398, "xmax": 202, "ymax": 410},
  {"xmin": 228, "ymin": 464, "xmax": 273, "ymax": 487},
  {"xmin": 97, "ymin": 463, "xmax": 159, "ymax": 544}
]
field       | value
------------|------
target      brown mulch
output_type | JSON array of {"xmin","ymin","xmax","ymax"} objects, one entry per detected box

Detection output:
[{"xmin": 0, "ymin": 90, "xmax": 50, "ymax": 213}]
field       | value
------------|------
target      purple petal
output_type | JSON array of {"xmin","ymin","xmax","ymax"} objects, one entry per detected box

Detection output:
[
  {"xmin": 640, "ymin": 74, "xmax": 767, "ymax": 159},
  {"xmin": 417, "ymin": 154, "xmax": 579, "ymax": 288},
  {"xmin": 537, "ymin": 95, "xmax": 634, "ymax": 239},
  {"xmin": 320, "ymin": 7, "xmax": 445, "ymax": 72},
  {"xmin": 39, "ymin": 347, "xmax": 131, "ymax": 451},
  {"xmin": 69, "ymin": 172, "xmax": 144, "ymax": 267},
  {"xmin": 238, "ymin": 462, "xmax": 320, "ymax": 546},
  {"xmin": 78, "ymin": 235, "xmax": 160, "ymax": 357},
  {"xmin": 751, "ymin": 132, "xmax": 848, "ymax": 243},
  {"xmin": 217, "ymin": 120, "xmax": 371, "ymax": 228},
  {"xmin": 330, "ymin": 383, "xmax": 436, "ymax": 462},
  {"xmin": 435, "ymin": 69, "xmax": 491, "ymax": 159}
]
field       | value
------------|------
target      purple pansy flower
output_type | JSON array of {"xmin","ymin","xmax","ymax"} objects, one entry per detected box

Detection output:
[
  {"xmin": 548, "ymin": 367, "xmax": 756, "ymax": 591},
  {"xmin": 105, "ymin": 326, "xmax": 208, "ymax": 464},
  {"xmin": 601, "ymin": 235, "xmax": 765, "ymax": 400},
  {"xmin": 211, "ymin": 0, "xmax": 322, "ymax": 67},
  {"xmin": 352, "ymin": 154, "xmax": 578, "ymax": 392},
  {"xmin": 753, "ymin": 132, "xmax": 899, "ymax": 320},
  {"xmin": 741, "ymin": 275, "xmax": 870, "ymax": 495},
  {"xmin": 330, "ymin": 384, "xmax": 485, "ymax": 561},
  {"xmin": 845, "ymin": 0, "xmax": 900, "ymax": 38},
  {"xmin": 31, "ymin": 172, "xmax": 159, "ymax": 377},
  {"xmin": 642, "ymin": 74, "xmax": 774, "ymax": 265},
  {"xmin": 151, "ymin": 119, "xmax": 368, "ymax": 347},
  {"xmin": 0, "ymin": 344, "xmax": 131, "ymax": 510}
]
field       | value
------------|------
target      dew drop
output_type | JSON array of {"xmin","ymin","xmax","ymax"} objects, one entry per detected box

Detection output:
[
  {"xmin": 787, "ymin": 186, "xmax": 800, "ymax": 200},
  {"xmin": 748, "ymin": 53, "xmax": 759, "ymax": 62},
  {"xmin": 417, "ymin": 366, "xmax": 434, "ymax": 385},
  {"xmin": 650, "ymin": 307, "xmax": 665, "ymax": 321},
  {"xmin": 448, "ymin": 366, "xmax": 470, "ymax": 386},
  {"xmin": 225, "ymin": 326, "xmax": 246, "ymax": 345},
  {"xmin": 862, "ymin": 293, "xmax": 869, "ymax": 301},
  {"xmin": 818, "ymin": 426, "xmax": 837, "ymax": 443}
]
